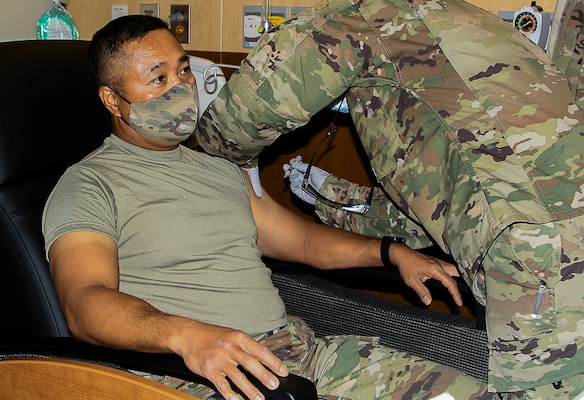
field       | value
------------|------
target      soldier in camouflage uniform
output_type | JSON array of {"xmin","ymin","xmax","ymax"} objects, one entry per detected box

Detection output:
[{"xmin": 194, "ymin": 0, "xmax": 584, "ymax": 397}]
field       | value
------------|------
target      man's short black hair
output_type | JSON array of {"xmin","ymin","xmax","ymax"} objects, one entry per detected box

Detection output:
[{"xmin": 88, "ymin": 15, "xmax": 170, "ymax": 90}]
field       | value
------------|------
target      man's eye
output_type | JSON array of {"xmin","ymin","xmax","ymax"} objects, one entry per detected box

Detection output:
[
  {"xmin": 152, "ymin": 75, "xmax": 165, "ymax": 84},
  {"xmin": 181, "ymin": 65, "xmax": 191, "ymax": 75}
]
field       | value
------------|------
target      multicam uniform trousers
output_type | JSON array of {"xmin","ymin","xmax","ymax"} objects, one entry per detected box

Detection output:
[{"xmin": 161, "ymin": 316, "xmax": 491, "ymax": 399}]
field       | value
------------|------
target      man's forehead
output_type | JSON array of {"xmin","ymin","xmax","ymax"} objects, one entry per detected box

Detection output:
[
  {"xmin": 123, "ymin": 30, "xmax": 185, "ymax": 73},
  {"xmin": 125, "ymin": 30, "xmax": 175, "ymax": 56}
]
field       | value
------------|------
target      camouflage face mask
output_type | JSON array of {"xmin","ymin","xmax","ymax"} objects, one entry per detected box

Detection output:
[{"xmin": 124, "ymin": 83, "xmax": 199, "ymax": 144}]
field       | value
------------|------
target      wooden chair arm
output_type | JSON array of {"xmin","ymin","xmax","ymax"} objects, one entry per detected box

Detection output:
[{"xmin": 0, "ymin": 358, "xmax": 197, "ymax": 400}]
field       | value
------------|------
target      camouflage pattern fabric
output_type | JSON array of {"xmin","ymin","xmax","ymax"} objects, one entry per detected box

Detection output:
[
  {"xmin": 194, "ymin": 0, "xmax": 584, "ymax": 394},
  {"xmin": 484, "ymin": 214, "xmax": 584, "ymax": 393},
  {"xmin": 510, "ymin": 373, "xmax": 584, "ymax": 399},
  {"xmin": 161, "ymin": 316, "xmax": 492, "ymax": 399},
  {"xmin": 549, "ymin": 0, "xmax": 584, "ymax": 109},
  {"xmin": 129, "ymin": 82, "xmax": 199, "ymax": 141},
  {"xmin": 315, "ymin": 175, "xmax": 434, "ymax": 250}
]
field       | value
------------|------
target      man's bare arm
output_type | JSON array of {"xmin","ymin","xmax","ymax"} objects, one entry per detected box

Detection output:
[
  {"xmin": 247, "ymin": 174, "xmax": 463, "ymax": 306},
  {"xmin": 49, "ymin": 231, "xmax": 287, "ymax": 400}
]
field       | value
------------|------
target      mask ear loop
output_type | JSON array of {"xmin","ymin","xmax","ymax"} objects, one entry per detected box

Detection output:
[
  {"xmin": 107, "ymin": 86, "xmax": 134, "ymax": 127},
  {"xmin": 108, "ymin": 86, "xmax": 132, "ymax": 105}
]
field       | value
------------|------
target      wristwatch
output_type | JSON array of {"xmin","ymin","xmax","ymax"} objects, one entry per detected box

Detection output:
[{"xmin": 380, "ymin": 236, "xmax": 406, "ymax": 267}]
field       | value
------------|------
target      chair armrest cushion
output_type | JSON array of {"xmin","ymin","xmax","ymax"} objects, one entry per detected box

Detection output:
[{"xmin": 271, "ymin": 272, "xmax": 488, "ymax": 382}]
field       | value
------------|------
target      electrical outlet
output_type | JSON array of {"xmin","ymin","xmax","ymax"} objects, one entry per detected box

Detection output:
[
  {"xmin": 244, "ymin": 15, "xmax": 262, "ymax": 39},
  {"xmin": 169, "ymin": 4, "xmax": 190, "ymax": 44},
  {"xmin": 139, "ymin": 3, "xmax": 160, "ymax": 18}
]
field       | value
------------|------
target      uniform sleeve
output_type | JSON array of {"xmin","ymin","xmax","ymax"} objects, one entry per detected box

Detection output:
[
  {"xmin": 314, "ymin": 175, "xmax": 433, "ymax": 249},
  {"xmin": 194, "ymin": 2, "xmax": 363, "ymax": 165},
  {"xmin": 42, "ymin": 166, "xmax": 118, "ymax": 258}
]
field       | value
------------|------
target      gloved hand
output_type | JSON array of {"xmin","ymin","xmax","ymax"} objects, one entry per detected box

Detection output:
[
  {"xmin": 283, "ymin": 156, "xmax": 330, "ymax": 205},
  {"xmin": 242, "ymin": 166, "xmax": 263, "ymax": 197}
]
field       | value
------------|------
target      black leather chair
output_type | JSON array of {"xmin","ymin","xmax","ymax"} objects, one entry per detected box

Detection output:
[
  {"xmin": 0, "ymin": 40, "xmax": 488, "ymax": 398},
  {"xmin": 0, "ymin": 40, "xmax": 109, "ymax": 338}
]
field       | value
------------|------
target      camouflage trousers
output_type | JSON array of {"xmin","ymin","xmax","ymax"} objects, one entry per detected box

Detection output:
[
  {"xmin": 161, "ymin": 316, "xmax": 490, "ymax": 399},
  {"xmin": 483, "ymin": 214, "xmax": 584, "ymax": 396},
  {"xmin": 495, "ymin": 373, "xmax": 584, "ymax": 400}
]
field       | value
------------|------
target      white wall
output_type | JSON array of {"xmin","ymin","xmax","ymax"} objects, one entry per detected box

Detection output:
[{"xmin": 0, "ymin": 0, "xmax": 56, "ymax": 41}]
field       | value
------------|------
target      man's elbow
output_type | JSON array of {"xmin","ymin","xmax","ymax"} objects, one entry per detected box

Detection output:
[{"xmin": 60, "ymin": 305, "xmax": 96, "ymax": 344}]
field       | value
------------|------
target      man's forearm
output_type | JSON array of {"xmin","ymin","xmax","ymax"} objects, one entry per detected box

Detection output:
[
  {"xmin": 63, "ymin": 285, "xmax": 195, "ymax": 355},
  {"xmin": 304, "ymin": 223, "xmax": 383, "ymax": 270},
  {"xmin": 62, "ymin": 283, "xmax": 290, "ymax": 400}
]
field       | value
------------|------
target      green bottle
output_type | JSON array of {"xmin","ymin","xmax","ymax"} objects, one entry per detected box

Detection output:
[{"xmin": 37, "ymin": 1, "xmax": 79, "ymax": 40}]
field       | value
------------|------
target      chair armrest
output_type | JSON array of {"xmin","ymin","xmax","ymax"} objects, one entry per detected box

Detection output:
[
  {"xmin": 271, "ymin": 271, "xmax": 488, "ymax": 382},
  {"xmin": 0, "ymin": 358, "xmax": 196, "ymax": 399},
  {"xmin": 0, "ymin": 339, "xmax": 317, "ymax": 400}
]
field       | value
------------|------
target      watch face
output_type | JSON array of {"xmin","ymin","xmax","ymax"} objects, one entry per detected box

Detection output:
[{"xmin": 514, "ymin": 11, "xmax": 538, "ymax": 33}]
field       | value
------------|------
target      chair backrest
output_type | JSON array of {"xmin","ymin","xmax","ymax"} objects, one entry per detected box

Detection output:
[
  {"xmin": 0, "ymin": 40, "xmax": 110, "ymax": 338},
  {"xmin": 0, "ymin": 40, "xmax": 225, "ymax": 338}
]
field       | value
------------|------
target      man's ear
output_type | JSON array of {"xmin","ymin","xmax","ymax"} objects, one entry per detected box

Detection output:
[{"xmin": 98, "ymin": 86, "xmax": 122, "ymax": 118}]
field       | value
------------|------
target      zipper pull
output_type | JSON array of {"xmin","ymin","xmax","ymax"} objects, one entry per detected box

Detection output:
[{"xmin": 532, "ymin": 280, "xmax": 547, "ymax": 318}]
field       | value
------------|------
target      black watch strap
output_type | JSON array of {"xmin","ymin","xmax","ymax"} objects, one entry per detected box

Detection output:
[{"xmin": 380, "ymin": 236, "xmax": 405, "ymax": 267}]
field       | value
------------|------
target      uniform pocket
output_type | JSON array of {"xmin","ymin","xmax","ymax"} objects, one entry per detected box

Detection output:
[{"xmin": 485, "ymin": 222, "xmax": 560, "ymax": 341}]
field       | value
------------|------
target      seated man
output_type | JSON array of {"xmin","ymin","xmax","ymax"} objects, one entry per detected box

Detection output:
[{"xmin": 42, "ymin": 15, "xmax": 490, "ymax": 400}]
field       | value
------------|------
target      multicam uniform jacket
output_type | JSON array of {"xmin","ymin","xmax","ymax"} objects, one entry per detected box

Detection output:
[
  {"xmin": 194, "ymin": 0, "xmax": 584, "ymax": 393},
  {"xmin": 550, "ymin": 0, "xmax": 584, "ymax": 109}
]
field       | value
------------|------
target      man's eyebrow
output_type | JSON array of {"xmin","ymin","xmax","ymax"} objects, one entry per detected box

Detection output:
[
  {"xmin": 147, "ymin": 61, "xmax": 168, "ymax": 75},
  {"xmin": 145, "ymin": 55, "xmax": 189, "ymax": 75}
]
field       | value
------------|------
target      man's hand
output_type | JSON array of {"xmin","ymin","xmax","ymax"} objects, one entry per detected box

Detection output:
[
  {"xmin": 389, "ymin": 244, "xmax": 463, "ymax": 307},
  {"xmin": 175, "ymin": 322, "xmax": 289, "ymax": 400}
]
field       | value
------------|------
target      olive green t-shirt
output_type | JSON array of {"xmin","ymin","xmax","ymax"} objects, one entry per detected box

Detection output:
[{"xmin": 43, "ymin": 134, "xmax": 287, "ymax": 336}]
